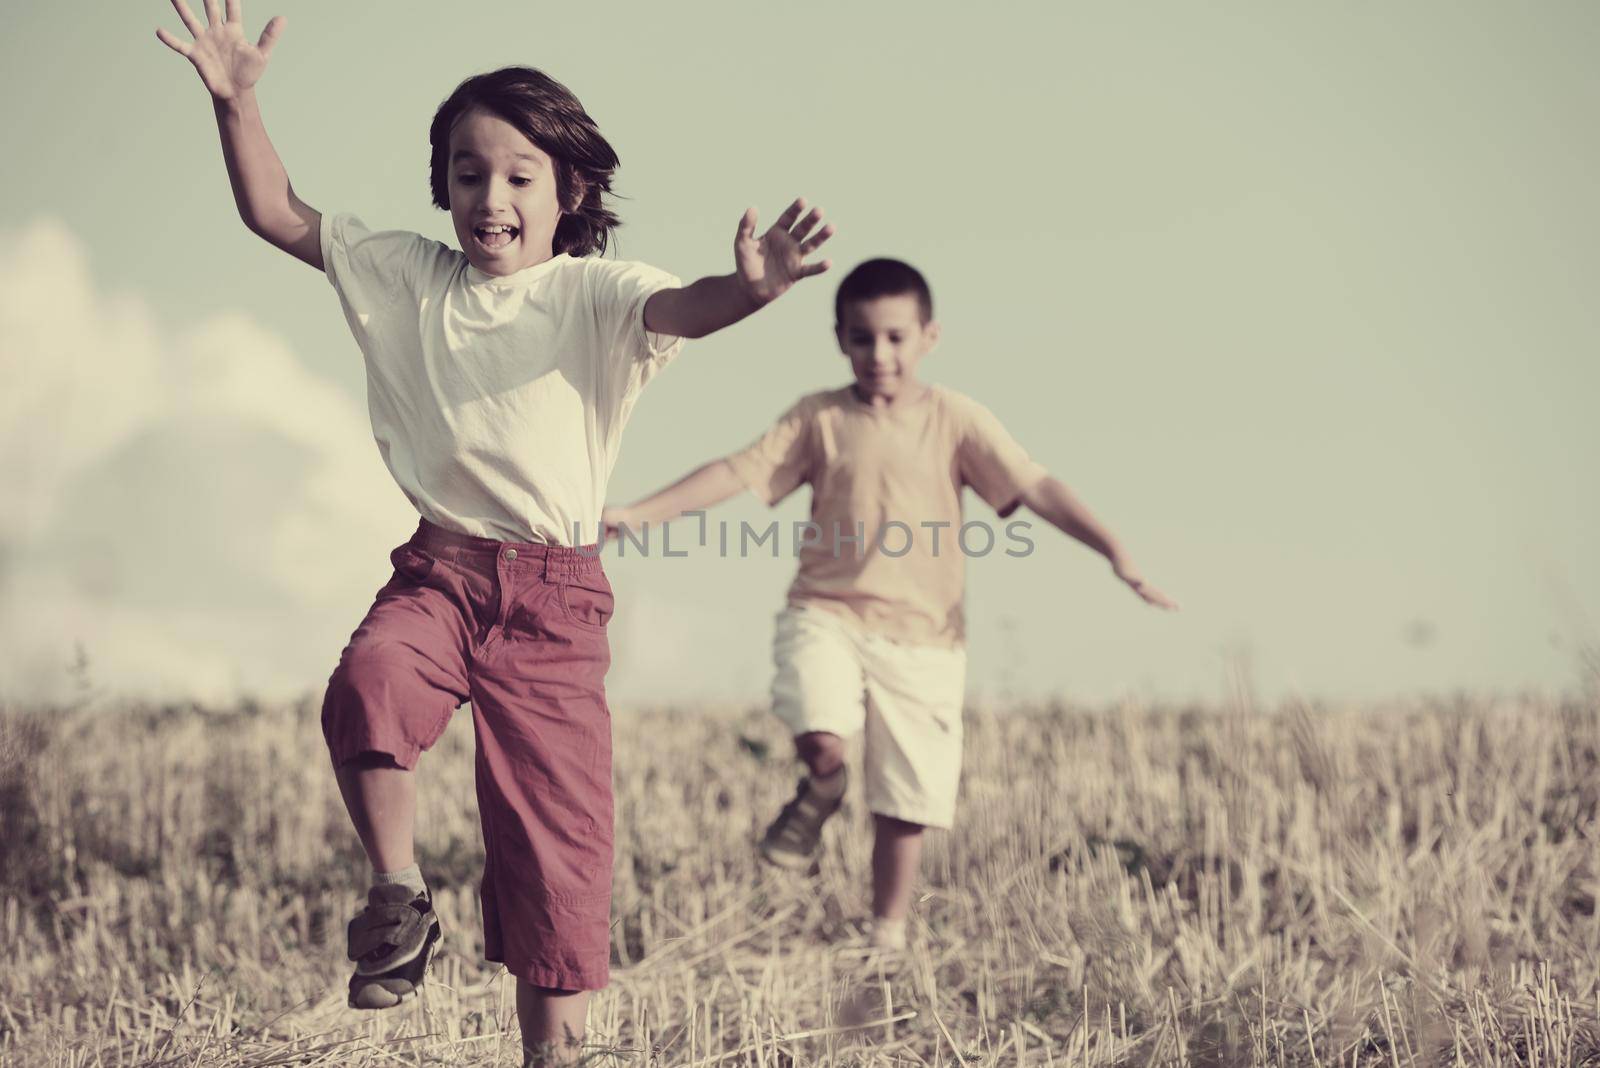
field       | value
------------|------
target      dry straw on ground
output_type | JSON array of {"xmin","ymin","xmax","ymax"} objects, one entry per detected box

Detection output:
[{"xmin": 3, "ymin": 692, "xmax": 1599, "ymax": 1065}]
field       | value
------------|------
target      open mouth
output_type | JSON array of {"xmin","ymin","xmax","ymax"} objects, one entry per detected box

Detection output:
[{"xmin": 473, "ymin": 223, "xmax": 520, "ymax": 252}]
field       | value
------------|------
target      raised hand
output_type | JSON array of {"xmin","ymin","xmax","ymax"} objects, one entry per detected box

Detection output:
[
  {"xmin": 1112, "ymin": 557, "xmax": 1180, "ymax": 610},
  {"xmin": 156, "ymin": 0, "xmax": 284, "ymax": 101},
  {"xmin": 734, "ymin": 198, "xmax": 835, "ymax": 306}
]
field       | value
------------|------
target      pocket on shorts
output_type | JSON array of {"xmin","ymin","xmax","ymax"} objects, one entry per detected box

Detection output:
[
  {"xmin": 557, "ymin": 575, "xmax": 614, "ymax": 633},
  {"xmin": 388, "ymin": 543, "xmax": 436, "ymax": 585}
]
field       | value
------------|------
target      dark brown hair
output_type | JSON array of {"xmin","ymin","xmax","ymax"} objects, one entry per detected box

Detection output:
[
  {"xmin": 428, "ymin": 67, "xmax": 621, "ymax": 257},
  {"xmin": 834, "ymin": 258, "xmax": 934, "ymax": 324}
]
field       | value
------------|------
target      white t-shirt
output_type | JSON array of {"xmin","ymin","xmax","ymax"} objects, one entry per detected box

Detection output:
[{"xmin": 321, "ymin": 212, "xmax": 684, "ymax": 545}]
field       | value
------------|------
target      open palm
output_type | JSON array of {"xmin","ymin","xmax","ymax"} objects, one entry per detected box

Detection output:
[
  {"xmin": 156, "ymin": 0, "xmax": 284, "ymax": 101},
  {"xmin": 734, "ymin": 198, "xmax": 834, "ymax": 305}
]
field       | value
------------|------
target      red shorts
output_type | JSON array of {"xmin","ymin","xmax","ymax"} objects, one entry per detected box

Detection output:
[{"xmin": 322, "ymin": 519, "xmax": 615, "ymax": 991}]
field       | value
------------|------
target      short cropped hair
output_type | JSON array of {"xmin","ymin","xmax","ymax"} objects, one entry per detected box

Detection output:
[
  {"xmin": 834, "ymin": 258, "xmax": 934, "ymax": 324},
  {"xmin": 428, "ymin": 67, "xmax": 621, "ymax": 258}
]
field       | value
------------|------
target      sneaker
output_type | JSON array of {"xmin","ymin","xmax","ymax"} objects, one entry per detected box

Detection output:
[
  {"xmin": 346, "ymin": 884, "xmax": 442, "ymax": 1009},
  {"xmin": 759, "ymin": 768, "xmax": 846, "ymax": 870}
]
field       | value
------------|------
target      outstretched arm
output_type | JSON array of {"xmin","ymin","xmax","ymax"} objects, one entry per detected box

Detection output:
[
  {"xmin": 603, "ymin": 459, "xmax": 747, "ymax": 538},
  {"xmin": 1019, "ymin": 476, "xmax": 1179, "ymax": 609},
  {"xmin": 157, "ymin": 0, "xmax": 322, "ymax": 269},
  {"xmin": 643, "ymin": 199, "xmax": 835, "ymax": 339}
]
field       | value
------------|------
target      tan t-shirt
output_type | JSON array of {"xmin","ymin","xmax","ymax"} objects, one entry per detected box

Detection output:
[{"xmin": 726, "ymin": 384, "xmax": 1047, "ymax": 647}]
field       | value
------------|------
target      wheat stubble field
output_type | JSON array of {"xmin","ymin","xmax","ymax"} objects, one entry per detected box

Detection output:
[{"xmin": 3, "ymin": 692, "xmax": 1600, "ymax": 1066}]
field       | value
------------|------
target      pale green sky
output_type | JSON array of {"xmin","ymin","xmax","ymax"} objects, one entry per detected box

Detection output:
[{"xmin": 1, "ymin": 2, "xmax": 1594, "ymax": 707}]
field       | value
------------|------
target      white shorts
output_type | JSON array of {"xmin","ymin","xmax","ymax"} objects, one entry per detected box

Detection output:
[{"xmin": 770, "ymin": 604, "xmax": 966, "ymax": 828}]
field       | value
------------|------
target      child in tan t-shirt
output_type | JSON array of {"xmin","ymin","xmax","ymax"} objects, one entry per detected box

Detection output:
[{"xmin": 605, "ymin": 259, "xmax": 1176, "ymax": 949}]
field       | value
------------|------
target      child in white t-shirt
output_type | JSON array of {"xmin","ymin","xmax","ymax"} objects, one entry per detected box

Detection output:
[{"xmin": 157, "ymin": 2, "xmax": 834, "ymax": 1062}]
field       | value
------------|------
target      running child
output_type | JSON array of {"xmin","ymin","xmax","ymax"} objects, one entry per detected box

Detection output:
[
  {"xmin": 156, "ymin": 2, "xmax": 835, "ymax": 1061},
  {"xmin": 604, "ymin": 258, "xmax": 1175, "ymax": 951}
]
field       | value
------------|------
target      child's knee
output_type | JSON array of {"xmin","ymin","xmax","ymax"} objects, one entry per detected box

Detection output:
[
  {"xmin": 795, "ymin": 730, "xmax": 845, "ymax": 772},
  {"xmin": 326, "ymin": 639, "xmax": 412, "ymax": 699},
  {"xmin": 320, "ymin": 640, "xmax": 455, "ymax": 768},
  {"xmin": 322, "ymin": 644, "xmax": 390, "ymax": 736}
]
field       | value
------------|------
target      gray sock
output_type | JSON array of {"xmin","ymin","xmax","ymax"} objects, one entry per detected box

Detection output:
[{"xmin": 371, "ymin": 862, "xmax": 426, "ymax": 896}]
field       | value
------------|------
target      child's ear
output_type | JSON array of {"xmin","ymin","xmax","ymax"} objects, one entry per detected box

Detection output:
[
  {"xmin": 560, "ymin": 174, "xmax": 589, "ymax": 214},
  {"xmin": 924, "ymin": 320, "xmax": 942, "ymax": 350}
]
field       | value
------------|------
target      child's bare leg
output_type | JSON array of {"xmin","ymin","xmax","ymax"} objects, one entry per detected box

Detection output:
[
  {"xmin": 795, "ymin": 730, "xmax": 846, "ymax": 777},
  {"xmin": 516, "ymin": 983, "xmax": 590, "ymax": 1067},
  {"xmin": 334, "ymin": 752, "xmax": 417, "ymax": 873},
  {"xmin": 870, "ymin": 815, "xmax": 925, "ymax": 947},
  {"xmin": 335, "ymin": 752, "xmax": 436, "ymax": 1009}
]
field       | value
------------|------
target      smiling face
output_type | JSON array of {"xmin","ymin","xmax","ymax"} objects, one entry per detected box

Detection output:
[
  {"xmin": 836, "ymin": 294, "xmax": 940, "ymax": 403},
  {"xmin": 445, "ymin": 108, "xmax": 565, "ymax": 275}
]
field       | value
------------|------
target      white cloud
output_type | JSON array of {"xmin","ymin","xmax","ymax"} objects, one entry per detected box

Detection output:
[{"xmin": 0, "ymin": 219, "xmax": 416, "ymax": 706}]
